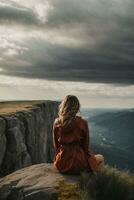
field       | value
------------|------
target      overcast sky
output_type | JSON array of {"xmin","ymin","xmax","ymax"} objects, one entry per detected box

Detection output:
[{"xmin": 0, "ymin": 0, "xmax": 134, "ymax": 107}]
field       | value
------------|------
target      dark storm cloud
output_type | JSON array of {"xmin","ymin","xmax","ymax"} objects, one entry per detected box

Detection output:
[
  {"xmin": 0, "ymin": 3, "xmax": 40, "ymax": 25},
  {"xmin": 0, "ymin": 0, "xmax": 134, "ymax": 84}
]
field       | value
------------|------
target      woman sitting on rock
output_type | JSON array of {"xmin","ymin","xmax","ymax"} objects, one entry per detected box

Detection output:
[{"xmin": 53, "ymin": 94, "xmax": 104, "ymax": 174}]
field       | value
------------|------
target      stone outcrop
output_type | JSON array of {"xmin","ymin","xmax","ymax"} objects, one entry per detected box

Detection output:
[
  {"xmin": 0, "ymin": 163, "xmax": 80, "ymax": 200},
  {"xmin": 0, "ymin": 100, "xmax": 60, "ymax": 177}
]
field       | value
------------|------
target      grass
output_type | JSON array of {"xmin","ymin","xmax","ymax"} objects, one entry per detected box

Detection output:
[
  {"xmin": 56, "ymin": 180, "xmax": 80, "ymax": 200},
  {"xmin": 0, "ymin": 100, "xmax": 44, "ymax": 114},
  {"xmin": 79, "ymin": 165, "xmax": 134, "ymax": 200}
]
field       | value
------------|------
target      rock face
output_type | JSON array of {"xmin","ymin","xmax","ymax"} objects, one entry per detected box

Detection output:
[
  {"xmin": 0, "ymin": 118, "xmax": 6, "ymax": 168},
  {"xmin": 0, "ymin": 100, "xmax": 60, "ymax": 177},
  {"xmin": 0, "ymin": 163, "xmax": 80, "ymax": 200}
]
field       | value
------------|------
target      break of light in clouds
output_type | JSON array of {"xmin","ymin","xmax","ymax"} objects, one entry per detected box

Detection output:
[
  {"xmin": 0, "ymin": 0, "xmax": 134, "ymax": 107},
  {"xmin": 0, "ymin": 74, "xmax": 134, "ymax": 108}
]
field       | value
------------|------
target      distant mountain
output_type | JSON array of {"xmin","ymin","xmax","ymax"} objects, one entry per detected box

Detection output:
[{"xmin": 81, "ymin": 108, "xmax": 134, "ymax": 172}]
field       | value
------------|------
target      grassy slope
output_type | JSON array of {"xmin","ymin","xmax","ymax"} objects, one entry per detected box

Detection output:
[{"xmin": 79, "ymin": 165, "xmax": 134, "ymax": 200}]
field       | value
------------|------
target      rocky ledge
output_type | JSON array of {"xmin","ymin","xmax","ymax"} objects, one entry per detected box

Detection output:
[{"xmin": 0, "ymin": 163, "xmax": 80, "ymax": 200}]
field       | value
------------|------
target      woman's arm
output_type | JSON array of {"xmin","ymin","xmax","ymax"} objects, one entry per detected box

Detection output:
[{"xmin": 53, "ymin": 119, "xmax": 60, "ymax": 151}]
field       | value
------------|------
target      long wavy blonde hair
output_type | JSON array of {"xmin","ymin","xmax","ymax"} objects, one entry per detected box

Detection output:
[{"xmin": 57, "ymin": 95, "xmax": 81, "ymax": 127}]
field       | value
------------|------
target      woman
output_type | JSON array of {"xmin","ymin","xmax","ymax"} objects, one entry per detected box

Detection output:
[{"xmin": 53, "ymin": 95, "xmax": 104, "ymax": 174}]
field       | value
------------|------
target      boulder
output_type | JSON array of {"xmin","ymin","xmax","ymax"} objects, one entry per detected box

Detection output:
[{"xmin": 0, "ymin": 163, "xmax": 80, "ymax": 200}]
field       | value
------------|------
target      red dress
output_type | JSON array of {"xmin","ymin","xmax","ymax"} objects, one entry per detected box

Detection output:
[{"xmin": 53, "ymin": 116, "xmax": 98, "ymax": 174}]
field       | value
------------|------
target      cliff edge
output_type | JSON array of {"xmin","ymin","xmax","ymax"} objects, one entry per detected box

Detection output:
[{"xmin": 0, "ymin": 100, "xmax": 60, "ymax": 177}]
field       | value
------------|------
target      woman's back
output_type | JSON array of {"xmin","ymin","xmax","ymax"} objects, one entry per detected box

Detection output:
[
  {"xmin": 54, "ymin": 116, "xmax": 86, "ymax": 143},
  {"xmin": 53, "ymin": 115, "xmax": 96, "ymax": 174}
]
